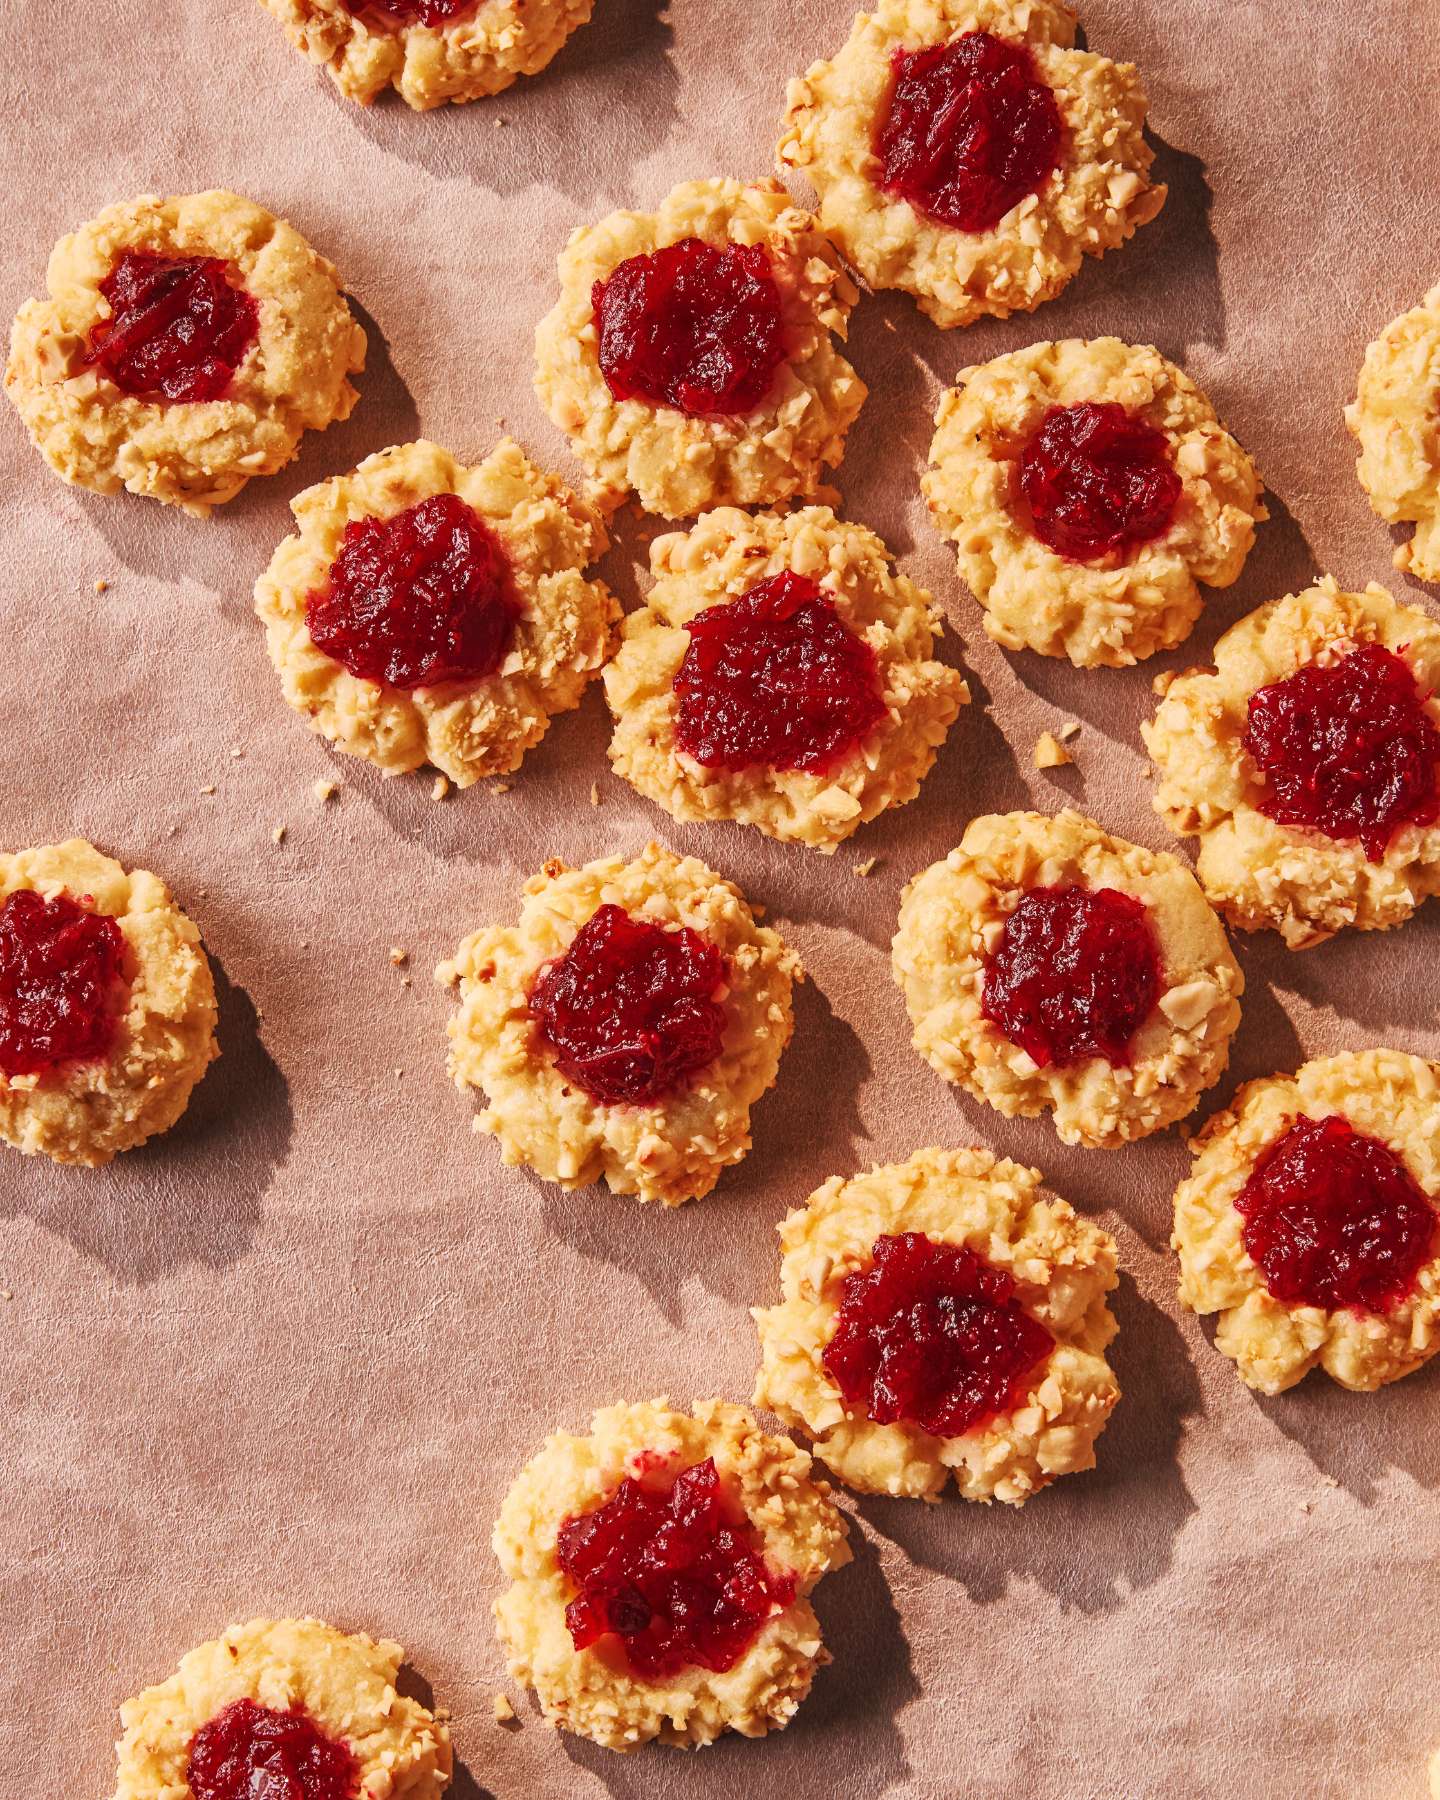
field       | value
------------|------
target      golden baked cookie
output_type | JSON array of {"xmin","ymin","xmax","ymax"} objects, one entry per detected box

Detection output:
[
  {"xmin": 753, "ymin": 1147, "xmax": 1120, "ymax": 1503},
  {"xmin": 0, "ymin": 839, "xmax": 218, "ymax": 1167},
  {"xmin": 1142, "ymin": 577, "xmax": 1440, "ymax": 948},
  {"xmin": 603, "ymin": 505, "xmax": 969, "ymax": 852},
  {"xmin": 892, "ymin": 810, "xmax": 1243, "ymax": 1148},
  {"xmin": 258, "ymin": 0, "xmax": 592, "ymax": 109},
  {"xmin": 924, "ymin": 338, "xmax": 1265, "ymax": 666},
  {"xmin": 254, "ymin": 438, "xmax": 617, "ymax": 788},
  {"xmin": 778, "ymin": 0, "xmax": 1164, "ymax": 331},
  {"xmin": 1345, "ymin": 281, "xmax": 1440, "ymax": 584},
  {"xmin": 436, "ymin": 843, "xmax": 800, "ymax": 1205},
  {"xmin": 1172, "ymin": 1050, "xmax": 1440, "ymax": 1396},
  {"xmin": 6, "ymin": 191, "xmax": 364, "ymax": 515},
  {"xmin": 493, "ymin": 1397, "xmax": 850, "ymax": 1750},
  {"xmin": 533, "ymin": 177, "xmax": 866, "ymax": 520},
  {"xmin": 112, "ymin": 1616, "xmax": 452, "ymax": 1799}
]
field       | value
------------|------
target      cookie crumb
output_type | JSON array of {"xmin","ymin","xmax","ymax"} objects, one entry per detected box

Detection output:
[
  {"xmin": 1033, "ymin": 731, "xmax": 1073, "ymax": 770},
  {"xmin": 853, "ymin": 856, "xmax": 878, "ymax": 877},
  {"xmin": 389, "ymin": 946, "xmax": 409, "ymax": 967},
  {"xmin": 590, "ymin": 782, "xmax": 601, "ymax": 807},
  {"xmin": 1320, "ymin": 1475, "xmax": 1339, "ymax": 1489},
  {"xmin": 93, "ymin": 578, "xmax": 108, "ymax": 594},
  {"xmin": 432, "ymin": 774, "xmax": 450, "ymax": 802},
  {"xmin": 493, "ymin": 1693, "xmax": 515, "ymax": 1723},
  {"xmin": 312, "ymin": 778, "xmax": 338, "ymax": 803},
  {"xmin": 492, "ymin": 780, "xmax": 512, "ymax": 795},
  {"xmin": 1, "ymin": 1289, "xmax": 13, "ymax": 1302},
  {"xmin": 394, "ymin": 1068, "xmax": 404, "ymax": 1080},
  {"xmin": 401, "ymin": 975, "xmax": 412, "ymax": 988},
  {"xmin": 199, "ymin": 784, "xmax": 217, "ymax": 797},
  {"xmin": 1059, "ymin": 720, "xmax": 1081, "ymax": 741},
  {"xmin": 230, "ymin": 746, "xmax": 244, "ymax": 759},
  {"xmin": 272, "ymin": 824, "xmax": 287, "ymax": 845}
]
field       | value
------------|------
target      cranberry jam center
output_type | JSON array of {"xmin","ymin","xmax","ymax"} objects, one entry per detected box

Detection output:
[
  {"xmin": 1241, "ymin": 642, "xmax": 1440, "ymax": 861},
  {"xmin": 340, "ymin": 0, "xmax": 473, "ymax": 21},
  {"xmin": 187, "ymin": 1699, "xmax": 359, "ymax": 1800},
  {"xmin": 86, "ymin": 250, "xmax": 259, "ymax": 404},
  {"xmin": 528, "ymin": 903, "xmax": 727, "ymax": 1106},
  {"xmin": 305, "ymin": 493, "xmax": 519, "ymax": 691},
  {"xmin": 1235, "ymin": 1114, "xmax": 1437, "ymax": 1315},
  {"xmin": 592, "ymin": 237, "xmax": 787, "ymax": 418},
  {"xmin": 982, "ymin": 884, "xmax": 1161, "ymax": 1069},
  {"xmin": 823, "ymin": 1232, "xmax": 1052, "ymax": 1436},
  {"xmin": 1018, "ymin": 402, "xmax": 1182, "ymax": 562},
  {"xmin": 875, "ymin": 31, "xmax": 1063, "ymax": 233},
  {"xmin": 672, "ymin": 570, "xmax": 886, "ymax": 774},
  {"xmin": 557, "ymin": 1456, "xmax": 796, "ymax": 1678},
  {"xmin": 0, "ymin": 890, "xmax": 125, "ymax": 1080}
]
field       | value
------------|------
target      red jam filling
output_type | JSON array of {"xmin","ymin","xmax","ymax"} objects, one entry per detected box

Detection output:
[
  {"xmin": 982, "ymin": 884, "xmax": 1161, "ymax": 1069},
  {"xmin": 305, "ymin": 493, "xmax": 519, "ymax": 691},
  {"xmin": 875, "ymin": 31, "xmax": 1063, "ymax": 233},
  {"xmin": 1241, "ymin": 643, "xmax": 1440, "ymax": 861},
  {"xmin": 1235, "ymin": 1114, "xmax": 1437, "ymax": 1315},
  {"xmin": 528, "ymin": 903, "xmax": 727, "ymax": 1106},
  {"xmin": 85, "ymin": 250, "xmax": 259, "ymax": 404},
  {"xmin": 557, "ymin": 1457, "xmax": 796, "ymax": 1678},
  {"xmin": 672, "ymin": 570, "xmax": 886, "ymax": 774},
  {"xmin": 823, "ymin": 1232, "xmax": 1053, "ymax": 1436},
  {"xmin": 592, "ymin": 238, "xmax": 787, "ymax": 418},
  {"xmin": 187, "ymin": 1699, "xmax": 359, "ymax": 1800},
  {"xmin": 340, "ymin": 0, "xmax": 473, "ymax": 21},
  {"xmin": 0, "ymin": 890, "xmax": 126, "ymax": 1080},
  {"xmin": 1018, "ymin": 402, "xmax": 1182, "ymax": 562}
]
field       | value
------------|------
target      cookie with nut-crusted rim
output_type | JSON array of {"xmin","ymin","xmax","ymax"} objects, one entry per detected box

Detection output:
[{"xmin": 1345, "ymin": 281, "xmax": 1440, "ymax": 584}]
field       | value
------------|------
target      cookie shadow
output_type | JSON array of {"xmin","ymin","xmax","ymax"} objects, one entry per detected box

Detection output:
[
  {"xmin": 1198, "ymin": 935, "xmax": 1306, "ymax": 1118},
  {"xmin": 1264, "ymin": 901, "xmax": 1440, "ymax": 1035},
  {"xmin": 856, "ymin": 1272, "xmax": 1201, "ymax": 1613},
  {"xmin": 0, "ymin": 952, "xmax": 288, "ymax": 1281},
  {"xmin": 1254, "ymin": 1352, "xmax": 1440, "ymax": 1501}
]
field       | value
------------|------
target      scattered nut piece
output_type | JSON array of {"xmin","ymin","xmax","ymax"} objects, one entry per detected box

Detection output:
[
  {"xmin": 272, "ymin": 824, "xmax": 287, "ymax": 845},
  {"xmin": 853, "ymin": 856, "xmax": 878, "ymax": 877},
  {"xmin": 493, "ymin": 780, "xmax": 512, "ymax": 795},
  {"xmin": 1033, "ymin": 731, "xmax": 1073, "ymax": 770},
  {"xmin": 492, "ymin": 1694, "xmax": 515, "ymax": 1723},
  {"xmin": 93, "ymin": 578, "xmax": 108, "ymax": 594},
  {"xmin": 1059, "ymin": 720, "xmax": 1082, "ymax": 741},
  {"xmin": 313, "ymin": 778, "xmax": 339, "ymax": 803},
  {"xmin": 590, "ymin": 782, "xmax": 601, "ymax": 806},
  {"xmin": 432, "ymin": 774, "xmax": 450, "ymax": 801},
  {"xmin": 199, "ymin": 784, "xmax": 216, "ymax": 797},
  {"xmin": 230, "ymin": 747, "xmax": 244, "ymax": 759},
  {"xmin": 389, "ymin": 947, "xmax": 409, "ymax": 966}
]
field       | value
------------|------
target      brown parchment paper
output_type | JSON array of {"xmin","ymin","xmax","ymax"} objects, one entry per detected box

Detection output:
[{"xmin": 3, "ymin": 2, "xmax": 1439, "ymax": 1795}]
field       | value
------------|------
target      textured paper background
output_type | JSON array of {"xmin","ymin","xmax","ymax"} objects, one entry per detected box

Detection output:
[{"xmin": 3, "ymin": 3, "xmax": 1439, "ymax": 1796}]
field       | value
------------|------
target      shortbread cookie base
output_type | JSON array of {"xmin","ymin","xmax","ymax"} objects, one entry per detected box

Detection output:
[
  {"xmin": 0, "ymin": 839, "xmax": 218, "ymax": 1167},
  {"xmin": 1172, "ymin": 1050, "xmax": 1440, "ymax": 1395},
  {"xmin": 255, "ymin": 437, "xmax": 617, "ymax": 787},
  {"xmin": 493, "ymin": 1397, "xmax": 849, "ymax": 1750},
  {"xmin": 1345, "ymin": 281, "xmax": 1440, "ymax": 583},
  {"xmin": 604, "ymin": 505, "xmax": 968, "ymax": 851},
  {"xmin": 1142, "ymin": 576, "xmax": 1440, "ymax": 946}
]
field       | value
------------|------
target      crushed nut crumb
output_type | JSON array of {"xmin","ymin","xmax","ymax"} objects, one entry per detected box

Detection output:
[
  {"xmin": 272, "ymin": 824, "xmax": 287, "ymax": 845},
  {"xmin": 432, "ymin": 774, "xmax": 450, "ymax": 801},
  {"xmin": 1033, "ymin": 731, "xmax": 1073, "ymax": 770},
  {"xmin": 93, "ymin": 578, "xmax": 109, "ymax": 594},
  {"xmin": 1059, "ymin": 720, "xmax": 1082, "ymax": 741},
  {"xmin": 493, "ymin": 1694, "xmax": 515, "ymax": 1723},
  {"xmin": 313, "ymin": 778, "xmax": 339, "ymax": 803},
  {"xmin": 590, "ymin": 782, "xmax": 601, "ymax": 806},
  {"xmin": 853, "ymin": 856, "xmax": 878, "ymax": 877},
  {"xmin": 389, "ymin": 947, "xmax": 409, "ymax": 966},
  {"xmin": 199, "ymin": 784, "xmax": 216, "ymax": 797},
  {"xmin": 492, "ymin": 780, "xmax": 512, "ymax": 795}
]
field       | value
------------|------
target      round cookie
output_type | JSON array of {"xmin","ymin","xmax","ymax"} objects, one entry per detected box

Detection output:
[
  {"xmin": 112, "ymin": 1616, "xmax": 452, "ymax": 1798},
  {"xmin": 753, "ymin": 1147, "xmax": 1120, "ymax": 1503},
  {"xmin": 777, "ymin": 0, "xmax": 1165, "ymax": 331},
  {"xmin": 604, "ymin": 505, "xmax": 969, "ymax": 852},
  {"xmin": 893, "ymin": 810, "xmax": 1243, "ymax": 1148},
  {"xmin": 436, "ymin": 843, "xmax": 800, "ymax": 1205},
  {"xmin": 534, "ymin": 177, "xmax": 866, "ymax": 520},
  {"xmin": 1142, "ymin": 577, "xmax": 1440, "ymax": 947},
  {"xmin": 1, "ymin": 839, "xmax": 218, "ymax": 1167},
  {"xmin": 6, "ymin": 191, "xmax": 365, "ymax": 514},
  {"xmin": 493, "ymin": 1397, "xmax": 850, "ymax": 1750},
  {"xmin": 1172, "ymin": 1050, "xmax": 1440, "ymax": 1395},
  {"xmin": 254, "ymin": 437, "xmax": 618, "ymax": 788},
  {"xmin": 924, "ymin": 338, "xmax": 1265, "ymax": 666},
  {"xmin": 258, "ymin": 0, "xmax": 592, "ymax": 109},
  {"xmin": 1345, "ymin": 281, "xmax": 1440, "ymax": 584}
]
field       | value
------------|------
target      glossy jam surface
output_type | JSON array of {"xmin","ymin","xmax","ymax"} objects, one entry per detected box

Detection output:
[
  {"xmin": 672, "ymin": 570, "xmax": 886, "ymax": 774},
  {"xmin": 1018, "ymin": 402, "xmax": 1182, "ymax": 562},
  {"xmin": 0, "ymin": 890, "xmax": 125, "ymax": 1079},
  {"xmin": 339, "ymin": 0, "xmax": 473, "ymax": 22},
  {"xmin": 528, "ymin": 903, "xmax": 727, "ymax": 1105},
  {"xmin": 305, "ymin": 493, "xmax": 518, "ymax": 691},
  {"xmin": 558, "ymin": 1457, "xmax": 795, "ymax": 1678},
  {"xmin": 86, "ymin": 251, "xmax": 259, "ymax": 404},
  {"xmin": 823, "ymin": 1232, "xmax": 1053, "ymax": 1436},
  {"xmin": 982, "ymin": 884, "xmax": 1161, "ymax": 1069},
  {"xmin": 592, "ymin": 237, "xmax": 786, "ymax": 418},
  {"xmin": 1241, "ymin": 643, "xmax": 1440, "ymax": 861},
  {"xmin": 1235, "ymin": 1115, "xmax": 1437, "ymax": 1314},
  {"xmin": 187, "ymin": 1700, "xmax": 359, "ymax": 1800},
  {"xmin": 875, "ymin": 31, "xmax": 1063, "ymax": 233}
]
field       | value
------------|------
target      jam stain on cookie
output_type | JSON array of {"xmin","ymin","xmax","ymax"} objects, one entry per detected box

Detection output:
[
  {"xmin": 558, "ymin": 1457, "xmax": 796, "ymax": 1677},
  {"xmin": 340, "ymin": 0, "xmax": 474, "ymax": 21},
  {"xmin": 0, "ymin": 890, "xmax": 126, "ymax": 1079},
  {"xmin": 823, "ymin": 1232, "xmax": 1053, "ymax": 1436},
  {"xmin": 1018, "ymin": 401, "xmax": 1182, "ymax": 563},
  {"xmin": 1235, "ymin": 1114, "xmax": 1437, "ymax": 1315},
  {"xmin": 305, "ymin": 493, "xmax": 520, "ymax": 690},
  {"xmin": 672, "ymin": 570, "xmax": 885, "ymax": 774},
  {"xmin": 86, "ymin": 250, "xmax": 259, "ymax": 404},
  {"xmin": 982, "ymin": 883, "xmax": 1161, "ymax": 1068},
  {"xmin": 1242, "ymin": 642, "xmax": 1440, "ymax": 861},
  {"xmin": 875, "ymin": 32, "xmax": 1063, "ymax": 234},
  {"xmin": 528, "ymin": 903, "xmax": 727, "ymax": 1105},
  {"xmin": 592, "ymin": 238, "xmax": 787, "ymax": 418},
  {"xmin": 187, "ymin": 1698, "xmax": 359, "ymax": 1800}
]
